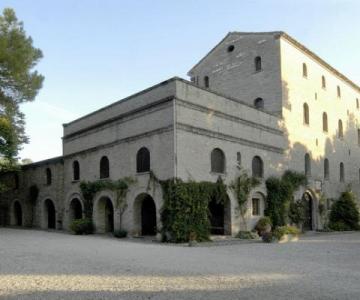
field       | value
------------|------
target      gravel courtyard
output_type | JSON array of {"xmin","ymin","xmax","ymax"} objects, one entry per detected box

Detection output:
[{"xmin": 0, "ymin": 228, "xmax": 359, "ymax": 299}]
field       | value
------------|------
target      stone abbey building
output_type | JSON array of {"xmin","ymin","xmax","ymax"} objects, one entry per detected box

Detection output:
[{"xmin": 1, "ymin": 31, "xmax": 359, "ymax": 235}]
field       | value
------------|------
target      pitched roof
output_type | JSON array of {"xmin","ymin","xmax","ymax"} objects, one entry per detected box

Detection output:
[{"xmin": 188, "ymin": 31, "xmax": 360, "ymax": 93}]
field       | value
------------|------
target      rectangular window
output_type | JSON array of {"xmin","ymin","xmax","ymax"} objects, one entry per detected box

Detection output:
[{"xmin": 252, "ymin": 198, "xmax": 260, "ymax": 216}]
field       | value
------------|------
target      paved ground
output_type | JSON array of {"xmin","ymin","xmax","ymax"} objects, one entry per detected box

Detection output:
[{"xmin": 0, "ymin": 228, "xmax": 359, "ymax": 299}]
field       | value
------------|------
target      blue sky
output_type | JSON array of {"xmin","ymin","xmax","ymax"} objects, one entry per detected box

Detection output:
[{"xmin": 1, "ymin": 0, "xmax": 359, "ymax": 162}]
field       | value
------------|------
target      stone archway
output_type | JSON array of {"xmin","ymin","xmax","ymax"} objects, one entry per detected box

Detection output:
[
  {"xmin": 302, "ymin": 192, "xmax": 313, "ymax": 231},
  {"xmin": 94, "ymin": 197, "xmax": 114, "ymax": 233},
  {"xmin": 44, "ymin": 199, "xmax": 56, "ymax": 229},
  {"xmin": 134, "ymin": 193, "xmax": 157, "ymax": 236},
  {"xmin": 69, "ymin": 198, "xmax": 83, "ymax": 222},
  {"xmin": 209, "ymin": 195, "xmax": 231, "ymax": 235},
  {"xmin": 13, "ymin": 201, "xmax": 23, "ymax": 226}
]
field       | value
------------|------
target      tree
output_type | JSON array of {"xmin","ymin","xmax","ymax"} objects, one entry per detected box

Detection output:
[{"xmin": 0, "ymin": 8, "xmax": 44, "ymax": 171}]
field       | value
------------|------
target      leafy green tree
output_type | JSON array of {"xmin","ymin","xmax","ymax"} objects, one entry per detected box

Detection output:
[{"xmin": 0, "ymin": 8, "xmax": 44, "ymax": 171}]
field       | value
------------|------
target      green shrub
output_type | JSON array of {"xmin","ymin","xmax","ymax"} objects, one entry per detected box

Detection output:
[
  {"xmin": 273, "ymin": 225, "xmax": 300, "ymax": 240},
  {"xmin": 114, "ymin": 229, "xmax": 128, "ymax": 238},
  {"xmin": 255, "ymin": 217, "xmax": 272, "ymax": 236},
  {"xmin": 289, "ymin": 200, "xmax": 306, "ymax": 225},
  {"xmin": 236, "ymin": 231, "xmax": 258, "ymax": 240},
  {"xmin": 70, "ymin": 218, "xmax": 94, "ymax": 235},
  {"xmin": 261, "ymin": 232, "xmax": 274, "ymax": 243},
  {"xmin": 329, "ymin": 192, "xmax": 360, "ymax": 231}
]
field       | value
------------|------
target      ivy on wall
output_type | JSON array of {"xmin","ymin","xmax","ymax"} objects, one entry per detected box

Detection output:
[
  {"xmin": 265, "ymin": 170, "xmax": 306, "ymax": 228},
  {"xmin": 160, "ymin": 177, "xmax": 228, "ymax": 243},
  {"xmin": 79, "ymin": 177, "xmax": 136, "ymax": 225}
]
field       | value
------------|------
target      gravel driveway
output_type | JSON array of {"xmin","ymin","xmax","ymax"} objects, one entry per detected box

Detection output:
[{"xmin": 0, "ymin": 228, "xmax": 359, "ymax": 299}]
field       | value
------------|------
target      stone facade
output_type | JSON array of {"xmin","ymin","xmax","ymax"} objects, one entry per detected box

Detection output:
[{"xmin": 1, "ymin": 31, "xmax": 359, "ymax": 235}]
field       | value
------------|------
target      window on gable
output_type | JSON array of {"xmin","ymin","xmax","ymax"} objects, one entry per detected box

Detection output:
[
  {"xmin": 211, "ymin": 148, "xmax": 225, "ymax": 173},
  {"xmin": 137, "ymin": 147, "xmax": 150, "ymax": 173},
  {"xmin": 322, "ymin": 76, "xmax": 326, "ymax": 89},
  {"xmin": 73, "ymin": 160, "xmax": 80, "ymax": 181},
  {"xmin": 254, "ymin": 56, "xmax": 262, "ymax": 72},
  {"xmin": 322, "ymin": 112, "xmax": 328, "ymax": 132},
  {"xmin": 302, "ymin": 63, "xmax": 307, "ymax": 77},
  {"xmin": 303, "ymin": 103, "xmax": 309, "ymax": 125},
  {"xmin": 338, "ymin": 119, "xmax": 343, "ymax": 139},
  {"xmin": 337, "ymin": 86, "xmax": 341, "ymax": 98},
  {"xmin": 204, "ymin": 76, "xmax": 209, "ymax": 88}
]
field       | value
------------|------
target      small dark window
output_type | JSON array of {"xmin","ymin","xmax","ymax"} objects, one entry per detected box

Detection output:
[
  {"xmin": 236, "ymin": 152, "xmax": 241, "ymax": 166},
  {"xmin": 227, "ymin": 45, "xmax": 235, "ymax": 52},
  {"xmin": 73, "ymin": 160, "xmax": 80, "ymax": 181},
  {"xmin": 303, "ymin": 103, "xmax": 309, "ymax": 125},
  {"xmin": 252, "ymin": 156, "xmax": 263, "ymax": 178},
  {"xmin": 254, "ymin": 98, "xmax": 264, "ymax": 109},
  {"xmin": 100, "ymin": 156, "xmax": 110, "ymax": 179},
  {"xmin": 322, "ymin": 112, "xmax": 328, "ymax": 132},
  {"xmin": 357, "ymin": 129, "xmax": 360, "ymax": 146},
  {"xmin": 322, "ymin": 76, "xmax": 326, "ymax": 89},
  {"xmin": 340, "ymin": 162, "xmax": 345, "ymax": 182},
  {"xmin": 338, "ymin": 119, "xmax": 343, "ymax": 139},
  {"xmin": 337, "ymin": 86, "xmax": 341, "ymax": 98},
  {"xmin": 252, "ymin": 198, "xmax": 260, "ymax": 216},
  {"xmin": 305, "ymin": 153, "xmax": 311, "ymax": 177},
  {"xmin": 255, "ymin": 56, "xmax": 262, "ymax": 72},
  {"xmin": 204, "ymin": 76, "xmax": 209, "ymax": 88},
  {"xmin": 137, "ymin": 147, "xmax": 150, "ymax": 173},
  {"xmin": 211, "ymin": 148, "xmax": 225, "ymax": 173},
  {"xmin": 357, "ymin": 98, "xmax": 359, "ymax": 110},
  {"xmin": 302, "ymin": 63, "xmax": 307, "ymax": 77},
  {"xmin": 324, "ymin": 158, "xmax": 329, "ymax": 180},
  {"xmin": 46, "ymin": 168, "xmax": 52, "ymax": 185}
]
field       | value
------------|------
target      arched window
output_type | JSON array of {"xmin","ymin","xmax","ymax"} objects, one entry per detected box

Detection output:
[
  {"xmin": 236, "ymin": 151, "xmax": 241, "ymax": 166},
  {"xmin": 302, "ymin": 63, "xmax": 307, "ymax": 77},
  {"xmin": 337, "ymin": 86, "xmax": 341, "ymax": 98},
  {"xmin": 357, "ymin": 98, "xmax": 359, "ymax": 110},
  {"xmin": 100, "ymin": 156, "xmax": 109, "ymax": 179},
  {"xmin": 305, "ymin": 153, "xmax": 311, "ymax": 177},
  {"xmin": 73, "ymin": 160, "xmax": 80, "ymax": 181},
  {"xmin": 46, "ymin": 168, "xmax": 52, "ymax": 185},
  {"xmin": 324, "ymin": 158, "xmax": 329, "ymax": 180},
  {"xmin": 254, "ymin": 98, "xmax": 264, "ymax": 109},
  {"xmin": 322, "ymin": 112, "xmax": 328, "ymax": 132},
  {"xmin": 340, "ymin": 162, "xmax": 344, "ymax": 182},
  {"xmin": 321, "ymin": 76, "xmax": 326, "ymax": 89},
  {"xmin": 303, "ymin": 103, "xmax": 309, "ymax": 125},
  {"xmin": 211, "ymin": 148, "xmax": 225, "ymax": 173},
  {"xmin": 254, "ymin": 56, "xmax": 262, "ymax": 72},
  {"xmin": 338, "ymin": 119, "xmax": 343, "ymax": 139},
  {"xmin": 137, "ymin": 147, "xmax": 150, "ymax": 173},
  {"xmin": 204, "ymin": 76, "xmax": 209, "ymax": 88},
  {"xmin": 252, "ymin": 156, "xmax": 263, "ymax": 178}
]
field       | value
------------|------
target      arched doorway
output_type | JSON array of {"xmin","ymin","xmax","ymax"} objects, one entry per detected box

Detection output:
[
  {"xmin": 14, "ymin": 201, "xmax": 23, "ymax": 226},
  {"xmin": 302, "ymin": 192, "xmax": 313, "ymax": 231},
  {"xmin": 208, "ymin": 195, "xmax": 231, "ymax": 235},
  {"xmin": 134, "ymin": 194, "xmax": 157, "ymax": 236},
  {"xmin": 69, "ymin": 198, "xmax": 83, "ymax": 221},
  {"xmin": 44, "ymin": 199, "xmax": 56, "ymax": 229},
  {"xmin": 94, "ymin": 197, "xmax": 114, "ymax": 233}
]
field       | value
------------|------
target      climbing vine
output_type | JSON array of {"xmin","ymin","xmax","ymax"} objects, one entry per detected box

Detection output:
[
  {"xmin": 229, "ymin": 166, "xmax": 260, "ymax": 230},
  {"xmin": 79, "ymin": 177, "xmax": 136, "ymax": 226},
  {"xmin": 265, "ymin": 170, "xmax": 307, "ymax": 228},
  {"xmin": 160, "ymin": 177, "xmax": 228, "ymax": 243}
]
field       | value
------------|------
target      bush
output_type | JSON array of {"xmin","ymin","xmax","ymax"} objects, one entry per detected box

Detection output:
[
  {"xmin": 236, "ymin": 231, "xmax": 258, "ymax": 240},
  {"xmin": 329, "ymin": 192, "xmax": 360, "ymax": 231},
  {"xmin": 261, "ymin": 232, "xmax": 274, "ymax": 243},
  {"xmin": 114, "ymin": 229, "xmax": 128, "ymax": 238},
  {"xmin": 273, "ymin": 225, "xmax": 300, "ymax": 240},
  {"xmin": 255, "ymin": 217, "xmax": 272, "ymax": 236},
  {"xmin": 70, "ymin": 218, "xmax": 94, "ymax": 235}
]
